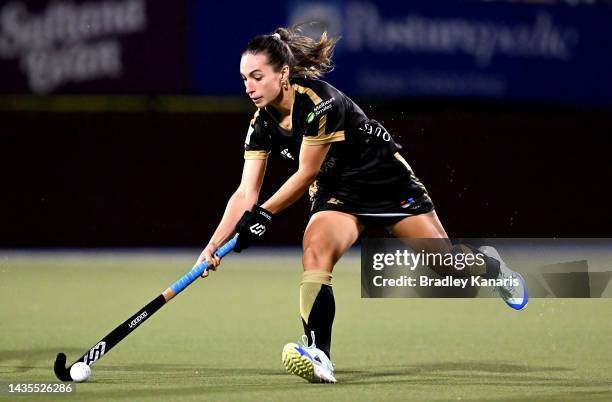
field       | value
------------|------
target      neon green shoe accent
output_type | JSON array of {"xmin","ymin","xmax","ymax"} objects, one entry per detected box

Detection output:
[{"xmin": 282, "ymin": 343, "xmax": 315, "ymax": 383}]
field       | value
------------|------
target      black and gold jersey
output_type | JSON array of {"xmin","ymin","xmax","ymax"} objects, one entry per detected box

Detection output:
[{"xmin": 244, "ymin": 75, "xmax": 428, "ymax": 209}]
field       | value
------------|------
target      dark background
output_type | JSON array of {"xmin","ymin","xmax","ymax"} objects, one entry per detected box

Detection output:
[
  {"xmin": 2, "ymin": 99, "xmax": 610, "ymax": 247},
  {"xmin": 2, "ymin": 0, "xmax": 611, "ymax": 247}
]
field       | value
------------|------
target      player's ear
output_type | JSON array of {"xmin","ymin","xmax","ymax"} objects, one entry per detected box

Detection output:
[{"xmin": 280, "ymin": 65, "xmax": 290, "ymax": 82}]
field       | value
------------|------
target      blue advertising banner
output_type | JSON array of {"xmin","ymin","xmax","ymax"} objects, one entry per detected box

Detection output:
[
  {"xmin": 1, "ymin": 1, "xmax": 609, "ymax": 105},
  {"xmin": 191, "ymin": 1, "xmax": 612, "ymax": 106}
]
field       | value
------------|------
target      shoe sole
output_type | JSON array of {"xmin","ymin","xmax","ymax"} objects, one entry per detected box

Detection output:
[
  {"xmin": 507, "ymin": 272, "xmax": 529, "ymax": 310},
  {"xmin": 282, "ymin": 343, "xmax": 317, "ymax": 382}
]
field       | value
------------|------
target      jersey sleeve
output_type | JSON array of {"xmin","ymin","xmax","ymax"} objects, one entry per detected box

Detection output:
[
  {"xmin": 244, "ymin": 110, "xmax": 271, "ymax": 160},
  {"xmin": 299, "ymin": 87, "xmax": 346, "ymax": 146}
]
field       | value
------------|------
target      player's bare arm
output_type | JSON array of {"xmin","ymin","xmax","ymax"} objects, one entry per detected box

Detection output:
[
  {"xmin": 197, "ymin": 158, "xmax": 266, "ymax": 272},
  {"xmin": 262, "ymin": 143, "xmax": 331, "ymax": 215}
]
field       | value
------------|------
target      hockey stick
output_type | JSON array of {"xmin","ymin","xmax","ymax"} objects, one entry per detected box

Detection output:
[{"xmin": 53, "ymin": 235, "xmax": 238, "ymax": 381}]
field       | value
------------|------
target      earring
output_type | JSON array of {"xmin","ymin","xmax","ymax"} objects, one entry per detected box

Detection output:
[{"xmin": 282, "ymin": 81, "xmax": 289, "ymax": 90}]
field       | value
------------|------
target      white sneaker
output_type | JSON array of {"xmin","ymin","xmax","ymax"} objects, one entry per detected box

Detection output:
[
  {"xmin": 479, "ymin": 246, "xmax": 529, "ymax": 310},
  {"xmin": 282, "ymin": 331, "xmax": 336, "ymax": 383}
]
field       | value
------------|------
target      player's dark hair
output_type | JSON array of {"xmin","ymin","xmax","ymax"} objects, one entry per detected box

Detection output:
[{"xmin": 242, "ymin": 25, "xmax": 336, "ymax": 78}]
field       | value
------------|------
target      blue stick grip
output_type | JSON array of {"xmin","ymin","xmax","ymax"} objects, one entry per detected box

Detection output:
[{"xmin": 169, "ymin": 235, "xmax": 238, "ymax": 295}]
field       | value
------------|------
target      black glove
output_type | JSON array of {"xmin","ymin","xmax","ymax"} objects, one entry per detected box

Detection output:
[{"xmin": 234, "ymin": 205, "xmax": 273, "ymax": 253}]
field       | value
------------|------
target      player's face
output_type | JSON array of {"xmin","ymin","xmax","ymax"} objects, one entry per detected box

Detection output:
[{"xmin": 240, "ymin": 52, "xmax": 283, "ymax": 108}]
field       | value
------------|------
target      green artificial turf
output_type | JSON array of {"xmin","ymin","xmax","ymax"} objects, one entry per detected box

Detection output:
[{"xmin": 1, "ymin": 251, "xmax": 611, "ymax": 401}]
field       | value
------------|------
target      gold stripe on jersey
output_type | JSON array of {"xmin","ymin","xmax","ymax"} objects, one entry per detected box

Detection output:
[
  {"xmin": 394, "ymin": 152, "xmax": 413, "ymax": 172},
  {"xmin": 294, "ymin": 84, "xmax": 322, "ymax": 105},
  {"xmin": 303, "ymin": 130, "xmax": 345, "ymax": 145},
  {"xmin": 249, "ymin": 109, "xmax": 260, "ymax": 126},
  {"xmin": 395, "ymin": 152, "xmax": 427, "ymax": 190},
  {"xmin": 318, "ymin": 114, "xmax": 327, "ymax": 137},
  {"xmin": 244, "ymin": 150, "xmax": 270, "ymax": 160}
]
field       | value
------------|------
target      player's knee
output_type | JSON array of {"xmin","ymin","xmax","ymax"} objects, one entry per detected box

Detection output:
[{"xmin": 302, "ymin": 236, "xmax": 335, "ymax": 268}]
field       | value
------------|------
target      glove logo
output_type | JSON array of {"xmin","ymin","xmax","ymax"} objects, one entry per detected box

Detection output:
[{"xmin": 249, "ymin": 223, "xmax": 266, "ymax": 236}]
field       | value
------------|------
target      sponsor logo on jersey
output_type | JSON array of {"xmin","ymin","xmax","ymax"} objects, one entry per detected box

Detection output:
[
  {"xmin": 360, "ymin": 121, "xmax": 391, "ymax": 141},
  {"xmin": 280, "ymin": 148, "xmax": 295, "ymax": 160},
  {"xmin": 320, "ymin": 157, "xmax": 337, "ymax": 174},
  {"xmin": 313, "ymin": 97, "xmax": 334, "ymax": 117}
]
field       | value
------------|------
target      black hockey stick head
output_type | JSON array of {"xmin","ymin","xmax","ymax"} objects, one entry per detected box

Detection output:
[{"xmin": 54, "ymin": 352, "xmax": 73, "ymax": 382}]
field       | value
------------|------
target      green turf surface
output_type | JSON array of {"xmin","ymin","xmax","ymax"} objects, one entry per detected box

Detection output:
[{"xmin": 1, "ymin": 251, "xmax": 611, "ymax": 401}]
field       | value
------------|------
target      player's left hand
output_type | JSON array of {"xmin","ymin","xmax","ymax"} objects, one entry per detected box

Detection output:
[
  {"xmin": 197, "ymin": 243, "xmax": 222, "ymax": 278},
  {"xmin": 234, "ymin": 204, "xmax": 273, "ymax": 252}
]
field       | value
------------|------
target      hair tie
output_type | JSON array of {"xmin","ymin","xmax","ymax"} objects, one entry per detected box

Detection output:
[{"xmin": 272, "ymin": 33, "xmax": 281, "ymax": 40}]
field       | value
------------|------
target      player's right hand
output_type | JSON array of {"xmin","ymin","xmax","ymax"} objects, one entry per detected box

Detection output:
[{"xmin": 197, "ymin": 243, "xmax": 222, "ymax": 278}]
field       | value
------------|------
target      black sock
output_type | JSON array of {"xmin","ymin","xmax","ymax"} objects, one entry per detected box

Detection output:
[{"xmin": 300, "ymin": 270, "xmax": 335, "ymax": 358}]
